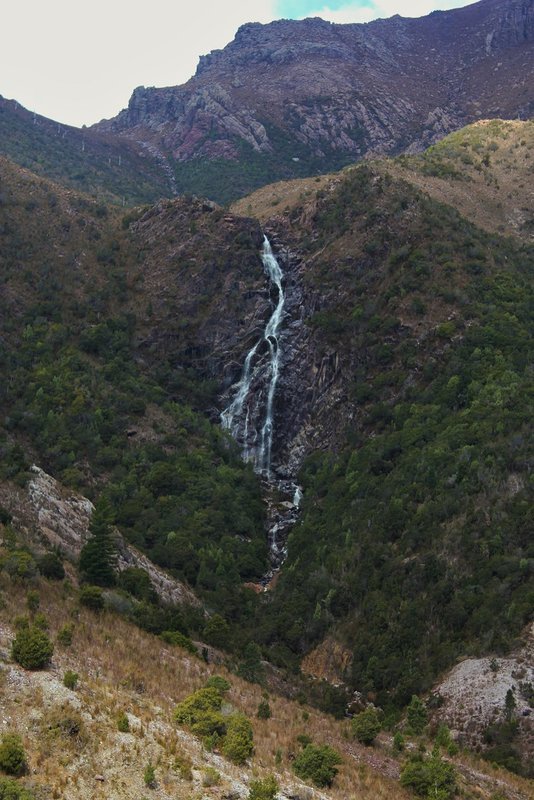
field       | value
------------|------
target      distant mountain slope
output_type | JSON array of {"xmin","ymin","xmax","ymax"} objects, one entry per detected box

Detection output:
[
  {"xmin": 0, "ymin": 96, "xmax": 172, "ymax": 205},
  {"xmin": 94, "ymin": 0, "xmax": 534, "ymax": 202},
  {"xmin": 232, "ymin": 119, "xmax": 534, "ymax": 240}
]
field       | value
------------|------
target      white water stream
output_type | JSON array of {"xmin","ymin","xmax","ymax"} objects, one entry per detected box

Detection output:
[
  {"xmin": 221, "ymin": 236, "xmax": 302, "ymax": 572},
  {"xmin": 221, "ymin": 236, "xmax": 285, "ymax": 478}
]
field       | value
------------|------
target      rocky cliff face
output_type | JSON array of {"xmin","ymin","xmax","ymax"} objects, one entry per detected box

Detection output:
[
  {"xmin": 0, "ymin": 467, "xmax": 200, "ymax": 607},
  {"xmin": 93, "ymin": 0, "xmax": 534, "ymax": 200}
]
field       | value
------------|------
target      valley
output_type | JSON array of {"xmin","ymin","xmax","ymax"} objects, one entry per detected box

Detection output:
[{"xmin": 0, "ymin": 2, "xmax": 532, "ymax": 798}]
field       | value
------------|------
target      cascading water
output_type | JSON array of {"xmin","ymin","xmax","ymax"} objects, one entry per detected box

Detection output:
[
  {"xmin": 221, "ymin": 235, "xmax": 302, "ymax": 574},
  {"xmin": 221, "ymin": 236, "xmax": 285, "ymax": 479}
]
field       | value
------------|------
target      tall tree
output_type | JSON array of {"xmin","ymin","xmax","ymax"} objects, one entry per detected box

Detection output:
[{"xmin": 79, "ymin": 499, "xmax": 117, "ymax": 586}]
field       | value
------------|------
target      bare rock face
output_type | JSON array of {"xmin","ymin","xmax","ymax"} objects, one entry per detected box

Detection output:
[
  {"xmin": 432, "ymin": 624, "xmax": 534, "ymax": 760},
  {"xmin": 0, "ymin": 466, "xmax": 200, "ymax": 608},
  {"xmin": 94, "ymin": 0, "xmax": 534, "ymax": 197}
]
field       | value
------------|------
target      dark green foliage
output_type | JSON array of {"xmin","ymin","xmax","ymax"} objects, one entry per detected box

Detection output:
[
  {"xmin": 256, "ymin": 161, "xmax": 534, "ymax": 710},
  {"xmin": 0, "ymin": 735, "xmax": 26, "ymax": 777},
  {"xmin": 160, "ymin": 630, "xmax": 197, "ymax": 655},
  {"xmin": 393, "ymin": 732, "xmax": 405, "ymax": 752},
  {"xmin": 117, "ymin": 567, "xmax": 157, "ymax": 603},
  {"xmin": 203, "ymin": 614, "xmax": 231, "ymax": 648},
  {"xmin": 143, "ymin": 761, "xmax": 156, "ymax": 788},
  {"xmin": 63, "ymin": 670, "xmax": 78, "ymax": 690},
  {"xmin": 78, "ymin": 585, "xmax": 104, "ymax": 611},
  {"xmin": 222, "ymin": 715, "xmax": 254, "ymax": 764},
  {"xmin": 205, "ymin": 675, "xmax": 231, "ymax": 694},
  {"xmin": 0, "ymin": 778, "xmax": 34, "ymax": 800},
  {"xmin": 351, "ymin": 707, "xmax": 382, "ymax": 745},
  {"xmin": 407, "ymin": 696, "xmax": 428, "ymax": 735},
  {"xmin": 257, "ymin": 699, "xmax": 272, "ymax": 719},
  {"xmin": 79, "ymin": 500, "xmax": 116, "ymax": 587},
  {"xmin": 117, "ymin": 712, "xmax": 130, "ymax": 733},
  {"xmin": 11, "ymin": 625, "xmax": 53, "ymax": 670},
  {"xmin": 400, "ymin": 750, "xmax": 456, "ymax": 799},
  {"xmin": 38, "ymin": 552, "xmax": 65, "ymax": 580},
  {"xmin": 248, "ymin": 775, "xmax": 279, "ymax": 800},
  {"xmin": 482, "ymin": 720, "xmax": 526, "ymax": 776},
  {"xmin": 25, "ymin": 591, "xmax": 39, "ymax": 614},
  {"xmin": 56, "ymin": 623, "xmax": 74, "ymax": 647},
  {"xmin": 237, "ymin": 642, "xmax": 264, "ymax": 684},
  {"xmin": 292, "ymin": 743, "xmax": 342, "ymax": 787}
]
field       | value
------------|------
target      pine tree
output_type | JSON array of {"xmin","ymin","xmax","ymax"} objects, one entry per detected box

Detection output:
[{"xmin": 79, "ymin": 499, "xmax": 117, "ymax": 586}]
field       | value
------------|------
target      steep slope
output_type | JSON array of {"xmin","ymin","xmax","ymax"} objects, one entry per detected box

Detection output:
[
  {"xmin": 0, "ymin": 157, "xmax": 269, "ymax": 614},
  {"xmin": 94, "ymin": 0, "xmax": 534, "ymax": 202},
  {"xmin": 2, "ymin": 552, "xmax": 532, "ymax": 800},
  {"xmin": 226, "ymin": 126, "xmax": 533, "ymax": 755},
  {"xmin": 0, "ymin": 97, "xmax": 172, "ymax": 205}
]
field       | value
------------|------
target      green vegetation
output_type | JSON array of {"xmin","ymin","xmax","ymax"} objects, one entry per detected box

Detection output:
[
  {"xmin": 63, "ymin": 670, "xmax": 79, "ymax": 690},
  {"xmin": 0, "ymin": 735, "xmax": 26, "ymax": 777},
  {"xmin": 292, "ymin": 743, "xmax": 342, "ymax": 787},
  {"xmin": 78, "ymin": 586, "xmax": 105, "ymax": 611},
  {"xmin": 117, "ymin": 712, "xmax": 130, "ymax": 733},
  {"xmin": 37, "ymin": 553, "xmax": 65, "ymax": 580},
  {"xmin": 79, "ymin": 500, "xmax": 117, "ymax": 587},
  {"xmin": 222, "ymin": 715, "xmax": 254, "ymax": 764},
  {"xmin": 174, "ymin": 685, "xmax": 254, "ymax": 765},
  {"xmin": 0, "ymin": 103, "xmax": 169, "ymax": 206},
  {"xmin": 11, "ymin": 623, "xmax": 53, "ymax": 670},
  {"xmin": 253, "ymin": 162, "xmax": 534, "ymax": 709},
  {"xmin": 400, "ymin": 749, "xmax": 456, "ymax": 799},
  {"xmin": 248, "ymin": 775, "xmax": 278, "ymax": 800},
  {"xmin": 143, "ymin": 761, "xmax": 156, "ymax": 788},
  {"xmin": 0, "ymin": 779, "xmax": 34, "ymax": 800},
  {"xmin": 351, "ymin": 707, "xmax": 382, "ymax": 745}
]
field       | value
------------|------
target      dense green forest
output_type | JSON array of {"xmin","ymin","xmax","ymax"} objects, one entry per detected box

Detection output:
[{"xmin": 251, "ymin": 162, "xmax": 533, "ymax": 711}]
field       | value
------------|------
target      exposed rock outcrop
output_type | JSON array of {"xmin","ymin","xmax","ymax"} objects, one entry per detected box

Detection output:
[
  {"xmin": 94, "ymin": 0, "xmax": 534, "ymax": 200},
  {"xmin": 0, "ymin": 466, "xmax": 200, "ymax": 607}
]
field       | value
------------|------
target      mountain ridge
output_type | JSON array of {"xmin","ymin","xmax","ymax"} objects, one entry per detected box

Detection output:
[{"xmin": 92, "ymin": 0, "xmax": 534, "ymax": 201}]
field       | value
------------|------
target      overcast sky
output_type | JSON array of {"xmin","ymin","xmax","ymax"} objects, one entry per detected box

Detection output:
[{"xmin": 1, "ymin": 0, "xmax": 478, "ymax": 127}]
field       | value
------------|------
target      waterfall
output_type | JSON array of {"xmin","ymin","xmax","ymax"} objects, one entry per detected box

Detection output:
[
  {"xmin": 221, "ymin": 235, "xmax": 302, "ymax": 577},
  {"xmin": 221, "ymin": 236, "xmax": 285, "ymax": 479}
]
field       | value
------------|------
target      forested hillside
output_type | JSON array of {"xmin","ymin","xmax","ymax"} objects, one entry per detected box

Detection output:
[{"xmin": 0, "ymin": 119, "xmax": 532, "ymax": 781}]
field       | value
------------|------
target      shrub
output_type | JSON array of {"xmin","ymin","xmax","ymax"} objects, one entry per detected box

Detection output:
[
  {"xmin": 351, "ymin": 707, "xmax": 382, "ymax": 745},
  {"xmin": 0, "ymin": 734, "xmax": 26, "ymax": 776},
  {"xmin": 400, "ymin": 750, "xmax": 456, "ymax": 799},
  {"xmin": 143, "ymin": 761, "xmax": 156, "ymax": 788},
  {"xmin": 38, "ymin": 553, "xmax": 65, "ymax": 580},
  {"xmin": 202, "ymin": 767, "xmax": 220, "ymax": 787},
  {"xmin": 393, "ymin": 731, "xmax": 405, "ymax": 753},
  {"xmin": 407, "ymin": 695, "xmax": 428, "ymax": 735},
  {"xmin": 257, "ymin": 699, "xmax": 272, "ymax": 719},
  {"xmin": 63, "ymin": 670, "xmax": 78, "ymax": 690},
  {"xmin": 249, "ymin": 774, "xmax": 279, "ymax": 800},
  {"xmin": 117, "ymin": 712, "xmax": 130, "ymax": 733},
  {"xmin": 11, "ymin": 626, "xmax": 53, "ymax": 670},
  {"xmin": 159, "ymin": 630, "xmax": 197, "ymax": 655},
  {"xmin": 118, "ymin": 567, "xmax": 157, "ymax": 603},
  {"xmin": 0, "ymin": 778, "xmax": 34, "ymax": 799},
  {"xmin": 205, "ymin": 675, "xmax": 231, "ymax": 694},
  {"xmin": 79, "ymin": 585, "xmax": 104, "ymax": 611},
  {"xmin": 57, "ymin": 623, "xmax": 74, "ymax": 647},
  {"xmin": 26, "ymin": 591, "xmax": 39, "ymax": 614},
  {"xmin": 222, "ymin": 715, "xmax": 254, "ymax": 764},
  {"xmin": 174, "ymin": 687, "xmax": 223, "ymax": 726},
  {"xmin": 292, "ymin": 744, "xmax": 342, "ymax": 787}
]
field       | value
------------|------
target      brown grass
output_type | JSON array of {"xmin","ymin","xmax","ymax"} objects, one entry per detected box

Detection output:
[{"xmin": 1, "ymin": 574, "xmax": 532, "ymax": 800}]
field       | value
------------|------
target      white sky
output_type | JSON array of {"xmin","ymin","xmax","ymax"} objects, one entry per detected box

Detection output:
[{"xmin": 0, "ymin": 0, "xmax": 478, "ymax": 127}]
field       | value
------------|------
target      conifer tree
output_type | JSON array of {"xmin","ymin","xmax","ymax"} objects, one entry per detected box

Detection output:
[{"xmin": 79, "ymin": 499, "xmax": 117, "ymax": 586}]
